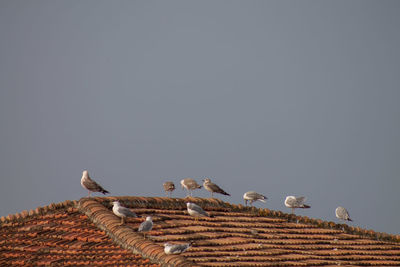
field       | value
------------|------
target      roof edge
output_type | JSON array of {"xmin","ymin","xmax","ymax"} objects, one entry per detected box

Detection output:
[
  {"xmin": 0, "ymin": 200, "xmax": 77, "ymax": 224},
  {"xmin": 77, "ymin": 197, "xmax": 197, "ymax": 267}
]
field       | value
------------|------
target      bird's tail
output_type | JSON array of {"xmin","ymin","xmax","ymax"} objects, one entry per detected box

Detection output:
[
  {"xmin": 102, "ymin": 189, "xmax": 110, "ymax": 194},
  {"xmin": 348, "ymin": 218, "xmax": 353, "ymax": 222},
  {"xmin": 302, "ymin": 204, "xmax": 311, "ymax": 209}
]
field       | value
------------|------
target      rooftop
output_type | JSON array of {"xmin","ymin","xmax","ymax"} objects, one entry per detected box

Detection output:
[
  {"xmin": 1, "ymin": 196, "xmax": 400, "ymax": 266},
  {"xmin": 0, "ymin": 199, "xmax": 159, "ymax": 267}
]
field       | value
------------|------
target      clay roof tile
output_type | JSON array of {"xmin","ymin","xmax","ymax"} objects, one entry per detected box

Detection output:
[
  {"xmin": 145, "ymin": 244, "xmax": 163, "ymax": 255},
  {"xmin": 2, "ymin": 196, "xmax": 400, "ymax": 267},
  {"xmin": 0, "ymin": 200, "xmax": 161, "ymax": 267}
]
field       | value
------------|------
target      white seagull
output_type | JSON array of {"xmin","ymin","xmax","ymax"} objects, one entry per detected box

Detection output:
[
  {"xmin": 243, "ymin": 191, "xmax": 267, "ymax": 206},
  {"xmin": 180, "ymin": 178, "xmax": 202, "ymax": 196},
  {"xmin": 284, "ymin": 196, "xmax": 310, "ymax": 214},
  {"xmin": 138, "ymin": 216, "xmax": 153, "ymax": 238},
  {"xmin": 81, "ymin": 170, "xmax": 109, "ymax": 197},
  {"xmin": 164, "ymin": 242, "xmax": 192, "ymax": 255},
  {"xmin": 186, "ymin": 202, "xmax": 210, "ymax": 219},
  {"xmin": 112, "ymin": 201, "xmax": 137, "ymax": 225},
  {"xmin": 336, "ymin": 206, "xmax": 352, "ymax": 222}
]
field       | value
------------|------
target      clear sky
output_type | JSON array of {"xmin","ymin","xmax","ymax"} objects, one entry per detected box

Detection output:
[{"xmin": 0, "ymin": 1, "xmax": 399, "ymax": 234}]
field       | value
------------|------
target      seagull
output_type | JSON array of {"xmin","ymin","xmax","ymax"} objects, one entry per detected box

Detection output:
[
  {"xmin": 163, "ymin": 181, "xmax": 175, "ymax": 197},
  {"xmin": 180, "ymin": 178, "xmax": 202, "ymax": 196},
  {"xmin": 186, "ymin": 202, "xmax": 210, "ymax": 220},
  {"xmin": 336, "ymin": 206, "xmax": 352, "ymax": 222},
  {"xmin": 164, "ymin": 242, "xmax": 192, "ymax": 255},
  {"xmin": 243, "ymin": 191, "xmax": 267, "ymax": 206},
  {"xmin": 81, "ymin": 170, "xmax": 109, "ymax": 197},
  {"xmin": 284, "ymin": 196, "xmax": 310, "ymax": 214},
  {"xmin": 138, "ymin": 216, "xmax": 153, "ymax": 238},
  {"xmin": 203, "ymin": 178, "xmax": 230, "ymax": 198},
  {"xmin": 112, "ymin": 201, "xmax": 137, "ymax": 225}
]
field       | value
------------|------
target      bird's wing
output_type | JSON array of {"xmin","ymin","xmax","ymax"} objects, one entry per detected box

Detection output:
[
  {"xmin": 139, "ymin": 221, "xmax": 153, "ymax": 232},
  {"xmin": 296, "ymin": 196, "xmax": 306, "ymax": 204},
  {"xmin": 184, "ymin": 179, "xmax": 201, "ymax": 189},
  {"xmin": 82, "ymin": 177, "xmax": 109, "ymax": 193},
  {"xmin": 170, "ymin": 243, "xmax": 190, "ymax": 254},
  {"xmin": 209, "ymin": 183, "xmax": 230, "ymax": 195},
  {"xmin": 337, "ymin": 207, "xmax": 349, "ymax": 219},
  {"xmin": 190, "ymin": 204, "xmax": 209, "ymax": 216},
  {"xmin": 118, "ymin": 206, "xmax": 137, "ymax": 217},
  {"xmin": 345, "ymin": 209, "xmax": 350, "ymax": 219},
  {"xmin": 247, "ymin": 191, "xmax": 264, "ymax": 200},
  {"xmin": 255, "ymin": 192, "xmax": 267, "ymax": 200}
]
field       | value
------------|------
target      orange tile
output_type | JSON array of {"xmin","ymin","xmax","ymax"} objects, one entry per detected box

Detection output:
[{"xmin": 2, "ymin": 196, "xmax": 400, "ymax": 267}]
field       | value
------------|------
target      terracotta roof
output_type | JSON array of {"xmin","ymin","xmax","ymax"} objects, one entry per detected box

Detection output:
[
  {"xmin": 1, "ymin": 196, "xmax": 400, "ymax": 266},
  {"xmin": 0, "ymin": 200, "xmax": 159, "ymax": 266}
]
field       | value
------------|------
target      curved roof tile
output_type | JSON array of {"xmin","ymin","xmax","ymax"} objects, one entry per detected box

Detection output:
[{"xmin": 1, "ymin": 196, "xmax": 400, "ymax": 266}]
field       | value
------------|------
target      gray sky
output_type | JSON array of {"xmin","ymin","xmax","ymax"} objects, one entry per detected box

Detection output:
[{"xmin": 0, "ymin": 1, "xmax": 399, "ymax": 234}]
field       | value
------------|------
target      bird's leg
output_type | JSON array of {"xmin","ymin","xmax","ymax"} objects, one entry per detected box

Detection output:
[
  {"xmin": 244, "ymin": 200, "xmax": 247, "ymax": 206},
  {"xmin": 88, "ymin": 191, "xmax": 91, "ymax": 197},
  {"xmin": 190, "ymin": 190, "xmax": 192, "ymax": 196},
  {"xmin": 211, "ymin": 192, "xmax": 213, "ymax": 198},
  {"xmin": 120, "ymin": 217, "xmax": 125, "ymax": 225},
  {"xmin": 291, "ymin": 208, "xmax": 294, "ymax": 214}
]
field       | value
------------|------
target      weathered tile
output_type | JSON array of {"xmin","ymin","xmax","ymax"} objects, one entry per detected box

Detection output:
[{"xmin": 2, "ymin": 196, "xmax": 400, "ymax": 267}]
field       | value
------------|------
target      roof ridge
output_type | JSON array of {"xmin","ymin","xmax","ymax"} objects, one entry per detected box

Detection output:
[
  {"xmin": 77, "ymin": 197, "xmax": 197, "ymax": 267},
  {"xmin": 91, "ymin": 196, "xmax": 400, "ymax": 243},
  {"xmin": 0, "ymin": 200, "xmax": 77, "ymax": 224}
]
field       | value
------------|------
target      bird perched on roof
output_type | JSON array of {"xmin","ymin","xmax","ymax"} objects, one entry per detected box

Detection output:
[
  {"xmin": 202, "ymin": 178, "xmax": 230, "ymax": 198},
  {"xmin": 180, "ymin": 178, "xmax": 202, "ymax": 196},
  {"xmin": 284, "ymin": 196, "xmax": 310, "ymax": 214},
  {"xmin": 112, "ymin": 201, "xmax": 137, "ymax": 225},
  {"xmin": 164, "ymin": 242, "xmax": 192, "ymax": 255},
  {"xmin": 163, "ymin": 181, "xmax": 175, "ymax": 197},
  {"xmin": 81, "ymin": 170, "xmax": 109, "ymax": 197},
  {"xmin": 186, "ymin": 202, "xmax": 210, "ymax": 220},
  {"xmin": 335, "ymin": 206, "xmax": 352, "ymax": 222},
  {"xmin": 243, "ymin": 191, "xmax": 267, "ymax": 206},
  {"xmin": 138, "ymin": 216, "xmax": 153, "ymax": 238}
]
